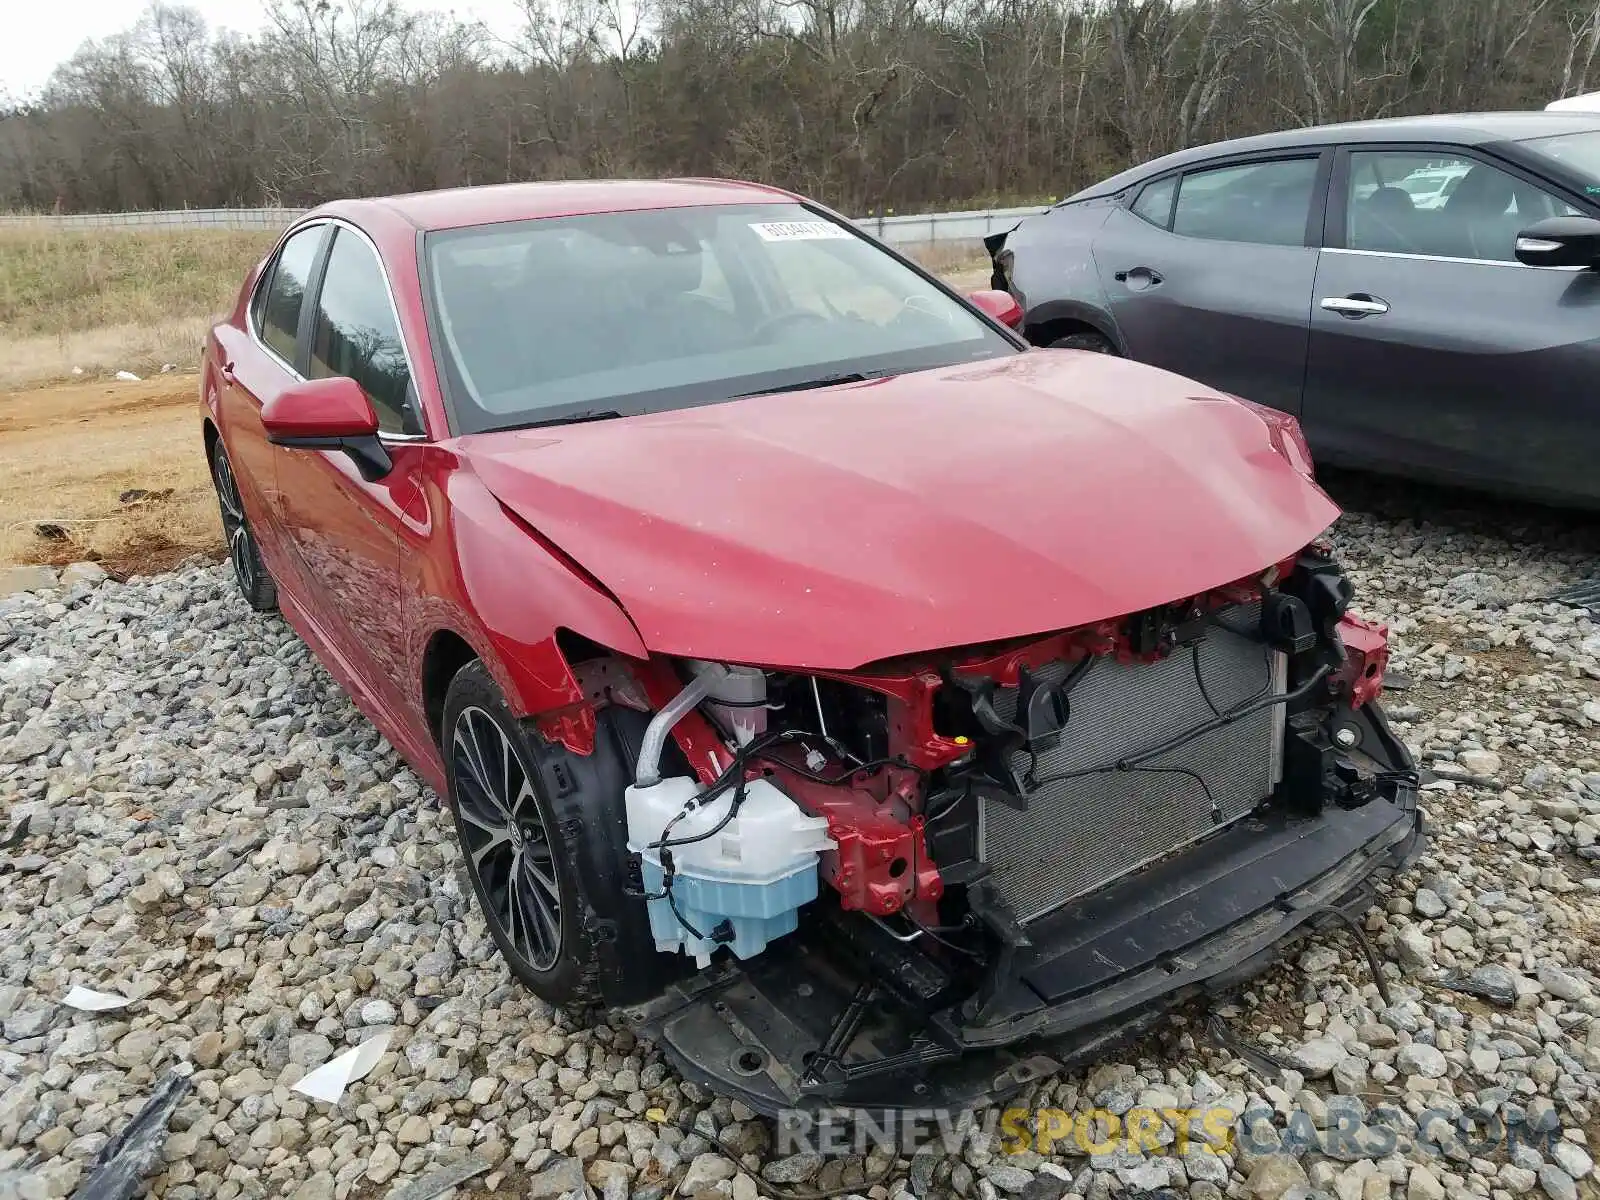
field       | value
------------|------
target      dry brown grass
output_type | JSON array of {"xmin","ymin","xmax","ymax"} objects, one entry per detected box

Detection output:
[
  {"xmin": 0, "ymin": 376, "xmax": 219, "ymax": 576},
  {"xmin": 0, "ymin": 234, "xmax": 993, "ymax": 574},
  {"xmin": 0, "ymin": 226, "xmax": 274, "ymax": 389},
  {"xmin": 904, "ymin": 239, "xmax": 992, "ymax": 282}
]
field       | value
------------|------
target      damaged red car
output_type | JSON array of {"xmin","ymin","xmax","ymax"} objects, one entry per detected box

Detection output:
[{"xmin": 201, "ymin": 179, "xmax": 1423, "ymax": 1115}]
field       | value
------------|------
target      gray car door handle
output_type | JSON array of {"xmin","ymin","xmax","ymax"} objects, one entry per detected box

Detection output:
[
  {"xmin": 1114, "ymin": 266, "xmax": 1163, "ymax": 289},
  {"xmin": 1320, "ymin": 294, "xmax": 1390, "ymax": 318}
]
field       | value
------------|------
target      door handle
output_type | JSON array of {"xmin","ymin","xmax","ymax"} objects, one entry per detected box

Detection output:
[
  {"xmin": 220, "ymin": 361, "xmax": 238, "ymax": 384},
  {"xmin": 1320, "ymin": 294, "xmax": 1390, "ymax": 318},
  {"xmin": 1114, "ymin": 266, "xmax": 1163, "ymax": 290}
]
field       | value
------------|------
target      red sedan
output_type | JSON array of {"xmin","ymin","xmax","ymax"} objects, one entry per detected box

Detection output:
[{"xmin": 202, "ymin": 179, "xmax": 1421, "ymax": 1114}]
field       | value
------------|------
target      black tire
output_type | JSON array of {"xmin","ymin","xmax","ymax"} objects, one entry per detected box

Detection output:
[
  {"xmin": 1049, "ymin": 331, "xmax": 1117, "ymax": 355},
  {"xmin": 210, "ymin": 440, "xmax": 277, "ymax": 612},
  {"xmin": 441, "ymin": 661, "xmax": 685, "ymax": 1008}
]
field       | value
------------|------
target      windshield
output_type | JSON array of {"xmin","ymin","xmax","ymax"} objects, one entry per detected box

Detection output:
[
  {"xmin": 1520, "ymin": 130, "xmax": 1600, "ymax": 195},
  {"xmin": 422, "ymin": 203, "xmax": 1017, "ymax": 433}
]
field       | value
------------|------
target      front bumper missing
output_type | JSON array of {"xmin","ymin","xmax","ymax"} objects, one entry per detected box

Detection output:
[{"xmin": 622, "ymin": 796, "xmax": 1424, "ymax": 1117}]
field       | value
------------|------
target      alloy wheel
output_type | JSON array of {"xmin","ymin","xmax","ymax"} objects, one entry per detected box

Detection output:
[
  {"xmin": 212, "ymin": 448, "xmax": 258, "ymax": 596},
  {"xmin": 450, "ymin": 705, "xmax": 563, "ymax": 971}
]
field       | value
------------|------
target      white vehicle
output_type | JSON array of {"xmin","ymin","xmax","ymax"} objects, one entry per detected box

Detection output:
[
  {"xmin": 1396, "ymin": 164, "xmax": 1470, "ymax": 209},
  {"xmin": 1547, "ymin": 93, "xmax": 1600, "ymax": 113}
]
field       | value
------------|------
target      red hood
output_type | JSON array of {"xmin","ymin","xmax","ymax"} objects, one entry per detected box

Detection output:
[{"xmin": 460, "ymin": 352, "xmax": 1339, "ymax": 670}]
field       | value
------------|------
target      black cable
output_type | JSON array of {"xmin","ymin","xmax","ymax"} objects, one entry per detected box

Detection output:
[
  {"xmin": 658, "ymin": 847, "xmax": 709, "ymax": 942},
  {"xmin": 922, "ymin": 789, "xmax": 967, "ymax": 826},
  {"xmin": 754, "ymin": 751, "xmax": 909, "ymax": 786},
  {"xmin": 904, "ymin": 911, "xmax": 985, "ymax": 959},
  {"xmin": 1192, "ymin": 642, "xmax": 1223, "ymax": 718},
  {"xmin": 1014, "ymin": 654, "xmax": 1098, "ymax": 788},
  {"xmin": 1120, "ymin": 663, "xmax": 1331, "ymax": 769},
  {"xmin": 1126, "ymin": 761, "xmax": 1216, "ymax": 814},
  {"xmin": 1029, "ymin": 662, "xmax": 1332, "ymax": 789},
  {"xmin": 1308, "ymin": 903, "xmax": 1395, "ymax": 1007},
  {"xmin": 649, "ymin": 727, "xmax": 802, "ymax": 851}
]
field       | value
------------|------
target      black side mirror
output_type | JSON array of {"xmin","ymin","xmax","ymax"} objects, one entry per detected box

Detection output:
[{"xmin": 1514, "ymin": 215, "xmax": 1600, "ymax": 268}]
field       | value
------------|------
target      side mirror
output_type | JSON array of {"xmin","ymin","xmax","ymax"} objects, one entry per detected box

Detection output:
[
  {"xmin": 262, "ymin": 377, "xmax": 392, "ymax": 481},
  {"xmin": 1514, "ymin": 215, "xmax": 1600, "ymax": 268},
  {"xmin": 967, "ymin": 288, "xmax": 1024, "ymax": 330}
]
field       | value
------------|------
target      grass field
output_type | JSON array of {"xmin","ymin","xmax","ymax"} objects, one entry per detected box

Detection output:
[
  {"xmin": 0, "ymin": 226, "xmax": 274, "ymax": 389},
  {"xmin": 0, "ymin": 225, "xmax": 989, "ymax": 576}
]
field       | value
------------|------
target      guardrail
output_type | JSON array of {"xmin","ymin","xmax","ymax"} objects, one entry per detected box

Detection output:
[
  {"xmin": 0, "ymin": 207, "xmax": 306, "ymax": 231},
  {"xmin": 857, "ymin": 205, "xmax": 1045, "ymax": 245},
  {"xmin": 0, "ymin": 202, "xmax": 1047, "ymax": 243}
]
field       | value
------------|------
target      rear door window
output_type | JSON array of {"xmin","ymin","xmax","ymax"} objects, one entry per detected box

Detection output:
[
  {"xmin": 1172, "ymin": 158, "xmax": 1320, "ymax": 246},
  {"xmin": 307, "ymin": 228, "xmax": 419, "ymax": 435},
  {"xmin": 256, "ymin": 225, "xmax": 325, "ymax": 367}
]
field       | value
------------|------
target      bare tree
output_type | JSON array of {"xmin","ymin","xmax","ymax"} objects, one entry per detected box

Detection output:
[{"xmin": 0, "ymin": 0, "xmax": 1587, "ymax": 216}]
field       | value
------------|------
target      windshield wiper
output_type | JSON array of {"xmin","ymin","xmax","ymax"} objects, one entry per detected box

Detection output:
[
  {"xmin": 519, "ymin": 409, "xmax": 627, "ymax": 429},
  {"xmin": 737, "ymin": 372, "xmax": 872, "ymax": 398}
]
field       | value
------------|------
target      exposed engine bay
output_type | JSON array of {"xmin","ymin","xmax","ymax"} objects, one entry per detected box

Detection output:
[{"xmin": 563, "ymin": 541, "xmax": 1423, "ymax": 1115}]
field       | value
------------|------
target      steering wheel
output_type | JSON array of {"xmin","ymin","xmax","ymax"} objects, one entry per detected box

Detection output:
[{"xmin": 752, "ymin": 309, "xmax": 832, "ymax": 342}]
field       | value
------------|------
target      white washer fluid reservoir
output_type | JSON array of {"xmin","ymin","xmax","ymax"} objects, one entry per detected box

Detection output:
[{"xmin": 625, "ymin": 775, "xmax": 833, "ymax": 968}]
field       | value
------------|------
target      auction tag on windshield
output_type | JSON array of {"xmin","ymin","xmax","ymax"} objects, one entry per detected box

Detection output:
[{"xmin": 749, "ymin": 221, "xmax": 852, "ymax": 241}]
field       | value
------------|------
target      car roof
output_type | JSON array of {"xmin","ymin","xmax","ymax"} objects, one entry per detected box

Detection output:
[
  {"xmin": 314, "ymin": 178, "xmax": 801, "ymax": 232},
  {"xmin": 1068, "ymin": 111, "xmax": 1600, "ymax": 201}
]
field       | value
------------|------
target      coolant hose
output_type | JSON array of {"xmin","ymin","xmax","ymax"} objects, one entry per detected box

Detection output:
[{"xmin": 635, "ymin": 664, "xmax": 728, "ymax": 788}]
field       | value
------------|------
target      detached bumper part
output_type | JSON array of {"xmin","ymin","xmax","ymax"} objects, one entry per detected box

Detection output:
[{"xmin": 624, "ymin": 793, "xmax": 1422, "ymax": 1116}]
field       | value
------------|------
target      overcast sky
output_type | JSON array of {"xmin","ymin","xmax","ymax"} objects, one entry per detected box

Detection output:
[{"xmin": 1, "ymin": 0, "xmax": 529, "ymax": 100}]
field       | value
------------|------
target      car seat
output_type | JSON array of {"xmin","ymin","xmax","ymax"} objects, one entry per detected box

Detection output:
[
  {"xmin": 1351, "ymin": 185, "xmax": 1417, "ymax": 253},
  {"xmin": 1439, "ymin": 166, "xmax": 1517, "ymax": 260}
]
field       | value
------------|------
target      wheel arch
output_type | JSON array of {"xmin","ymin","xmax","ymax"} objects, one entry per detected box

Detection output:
[
  {"xmin": 1023, "ymin": 299, "xmax": 1123, "ymax": 353},
  {"xmin": 421, "ymin": 628, "xmax": 480, "ymax": 751},
  {"xmin": 414, "ymin": 613, "xmax": 640, "ymax": 757},
  {"xmin": 420, "ymin": 625, "xmax": 616, "ymax": 745}
]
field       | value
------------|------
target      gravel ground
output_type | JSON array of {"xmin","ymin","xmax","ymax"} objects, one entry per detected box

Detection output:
[{"xmin": 2, "ymin": 474, "xmax": 1600, "ymax": 1200}]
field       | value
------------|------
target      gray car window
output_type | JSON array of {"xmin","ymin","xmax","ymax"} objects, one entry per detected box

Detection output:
[
  {"xmin": 1346, "ymin": 151, "xmax": 1579, "ymax": 262},
  {"xmin": 1131, "ymin": 176, "xmax": 1177, "ymax": 228},
  {"xmin": 1171, "ymin": 159, "xmax": 1318, "ymax": 246}
]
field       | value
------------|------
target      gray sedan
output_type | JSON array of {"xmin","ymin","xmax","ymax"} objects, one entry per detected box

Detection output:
[{"xmin": 988, "ymin": 112, "xmax": 1600, "ymax": 506}]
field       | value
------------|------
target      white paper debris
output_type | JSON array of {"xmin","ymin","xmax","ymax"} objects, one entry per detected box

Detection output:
[
  {"xmin": 114, "ymin": 370, "xmax": 142, "ymax": 382},
  {"xmin": 63, "ymin": 986, "xmax": 133, "ymax": 1011},
  {"xmin": 71, "ymin": 366, "xmax": 85, "ymax": 375},
  {"xmin": 0, "ymin": 655, "xmax": 56, "ymax": 684},
  {"xmin": 292, "ymin": 1030, "xmax": 391, "ymax": 1103}
]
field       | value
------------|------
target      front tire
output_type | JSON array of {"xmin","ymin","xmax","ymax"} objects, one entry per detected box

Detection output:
[
  {"xmin": 210, "ymin": 440, "xmax": 277, "ymax": 612},
  {"xmin": 442, "ymin": 661, "xmax": 684, "ymax": 1008},
  {"xmin": 1049, "ymin": 331, "xmax": 1117, "ymax": 355}
]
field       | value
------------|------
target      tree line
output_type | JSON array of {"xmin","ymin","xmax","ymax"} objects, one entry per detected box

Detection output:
[{"xmin": 3, "ymin": 0, "xmax": 1599, "ymax": 218}]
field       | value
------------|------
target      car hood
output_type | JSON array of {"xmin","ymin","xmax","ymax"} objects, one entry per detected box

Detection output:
[{"xmin": 459, "ymin": 352, "xmax": 1340, "ymax": 670}]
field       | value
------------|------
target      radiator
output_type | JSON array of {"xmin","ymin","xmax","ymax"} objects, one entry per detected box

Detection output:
[{"xmin": 980, "ymin": 605, "xmax": 1285, "ymax": 923}]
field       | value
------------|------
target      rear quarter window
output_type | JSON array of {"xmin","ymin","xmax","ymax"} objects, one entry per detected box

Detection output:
[{"xmin": 1131, "ymin": 177, "xmax": 1177, "ymax": 228}]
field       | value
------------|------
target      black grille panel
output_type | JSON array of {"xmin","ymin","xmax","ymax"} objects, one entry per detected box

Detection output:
[{"xmin": 980, "ymin": 604, "xmax": 1283, "ymax": 922}]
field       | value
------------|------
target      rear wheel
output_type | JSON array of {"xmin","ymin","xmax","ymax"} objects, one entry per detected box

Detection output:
[
  {"xmin": 210, "ymin": 441, "xmax": 277, "ymax": 612},
  {"xmin": 1049, "ymin": 331, "xmax": 1117, "ymax": 355},
  {"xmin": 442, "ymin": 661, "xmax": 684, "ymax": 1007}
]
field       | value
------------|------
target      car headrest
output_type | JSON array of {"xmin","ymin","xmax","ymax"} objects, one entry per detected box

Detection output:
[
  {"xmin": 1444, "ymin": 166, "xmax": 1514, "ymax": 217},
  {"xmin": 1363, "ymin": 186, "xmax": 1417, "ymax": 219},
  {"xmin": 519, "ymin": 236, "xmax": 587, "ymax": 296},
  {"xmin": 628, "ymin": 245, "xmax": 705, "ymax": 301}
]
